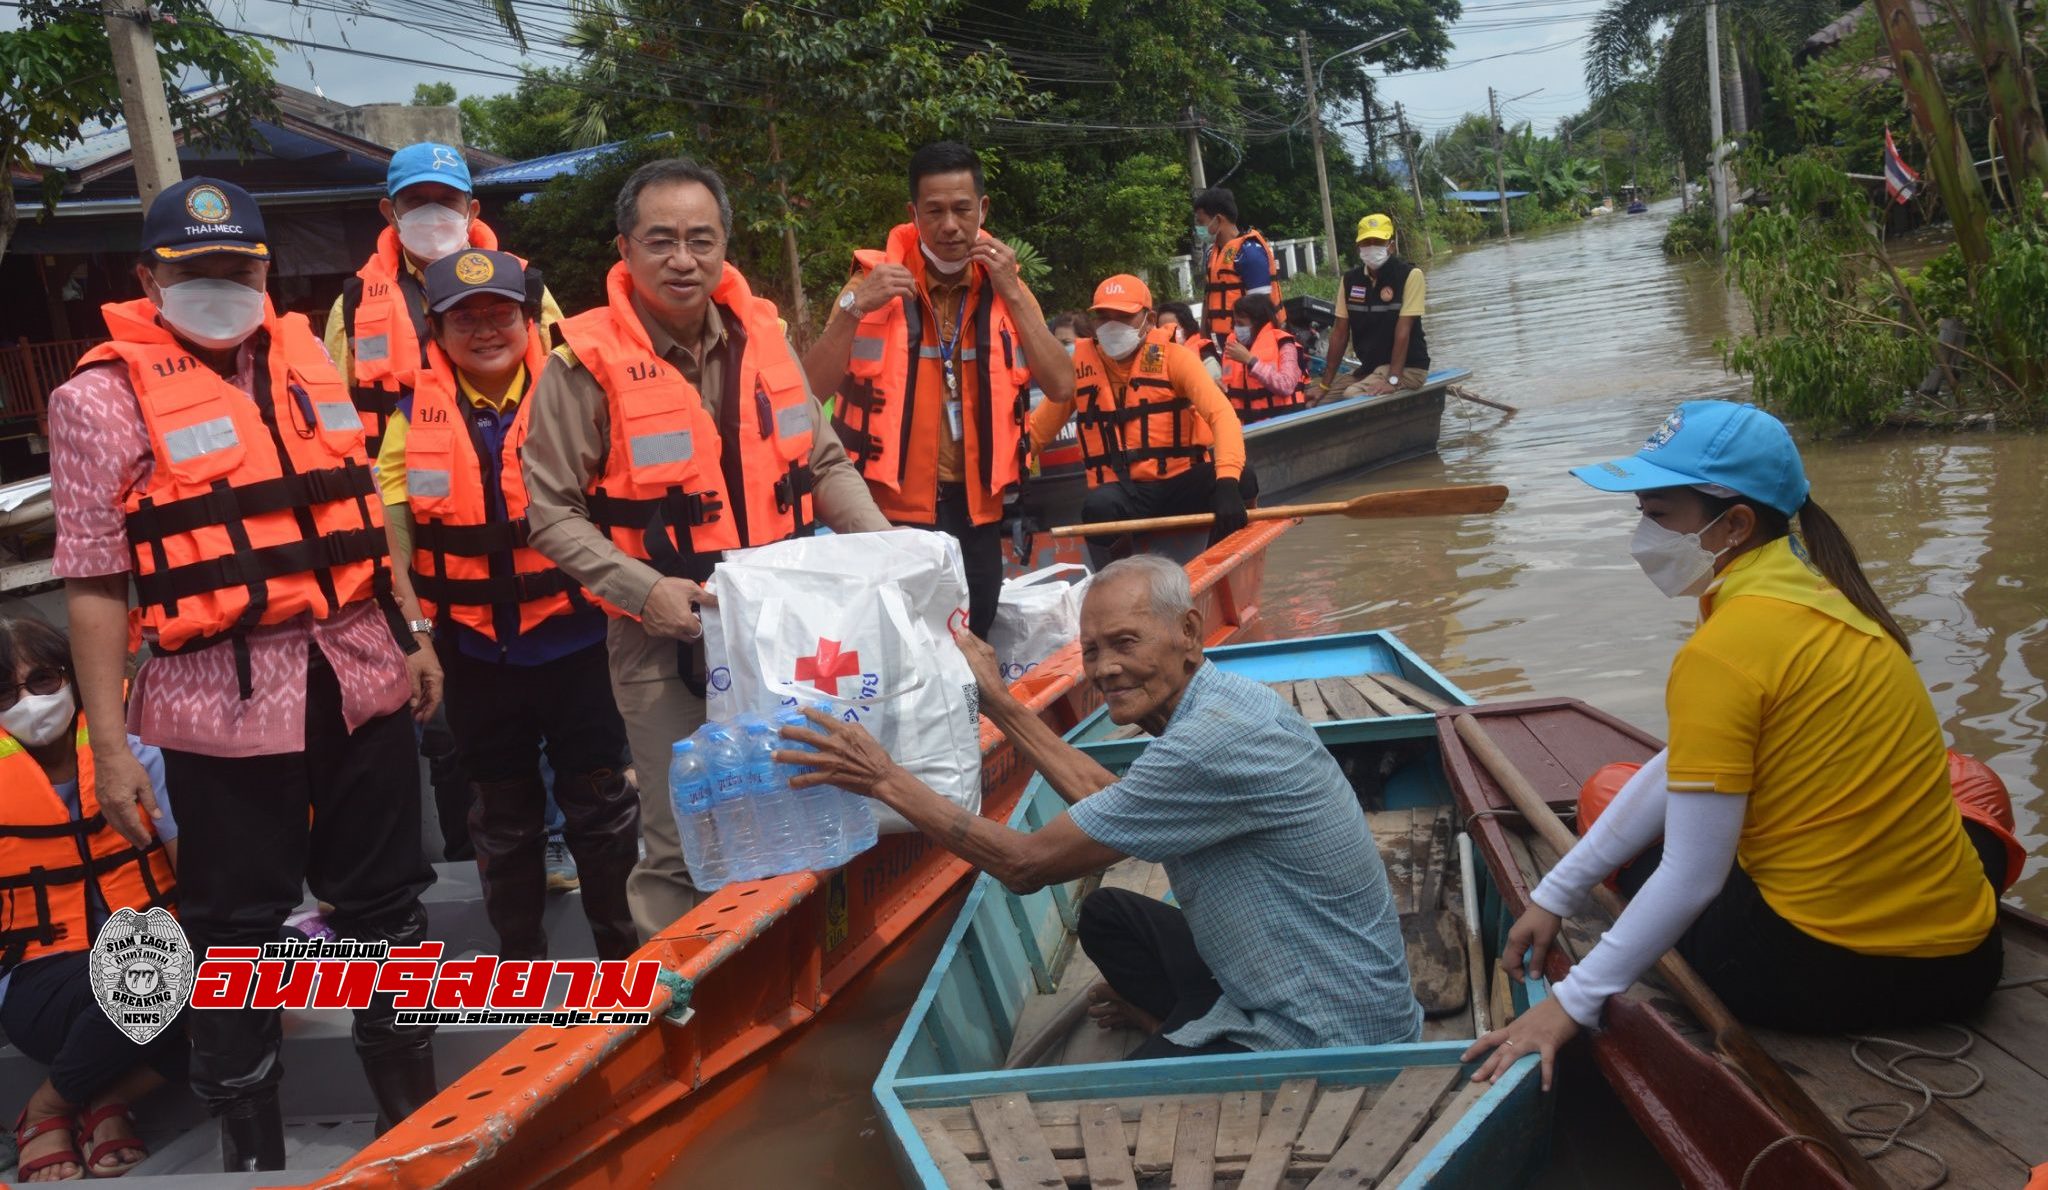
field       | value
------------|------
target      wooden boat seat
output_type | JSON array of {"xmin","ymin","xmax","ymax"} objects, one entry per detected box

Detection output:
[{"xmin": 909, "ymin": 1063, "xmax": 1488, "ymax": 1189}]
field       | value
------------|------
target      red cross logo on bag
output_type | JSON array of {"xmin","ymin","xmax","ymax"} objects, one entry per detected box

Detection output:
[{"xmin": 795, "ymin": 638, "xmax": 862, "ymax": 696}]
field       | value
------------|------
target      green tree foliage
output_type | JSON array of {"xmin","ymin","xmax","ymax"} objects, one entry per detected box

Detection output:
[
  {"xmin": 496, "ymin": 138, "xmax": 674, "ymax": 315},
  {"xmin": 987, "ymin": 149, "xmax": 1190, "ymax": 308},
  {"xmin": 0, "ymin": 0, "xmax": 275, "ymax": 261},
  {"xmin": 411, "ymin": 82, "xmax": 458, "ymax": 106}
]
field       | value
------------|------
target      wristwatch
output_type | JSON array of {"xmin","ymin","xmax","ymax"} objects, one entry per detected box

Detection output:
[
  {"xmin": 407, "ymin": 618, "xmax": 434, "ymax": 637},
  {"xmin": 1386, "ymin": 373, "xmax": 1403, "ymax": 386},
  {"xmin": 837, "ymin": 289, "xmax": 858, "ymax": 315}
]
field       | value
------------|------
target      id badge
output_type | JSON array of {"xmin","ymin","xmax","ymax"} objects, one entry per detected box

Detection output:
[{"xmin": 945, "ymin": 393, "xmax": 964, "ymax": 441}]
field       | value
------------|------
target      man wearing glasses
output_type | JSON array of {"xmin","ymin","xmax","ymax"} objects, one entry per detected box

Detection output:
[
  {"xmin": 521, "ymin": 158, "xmax": 890, "ymax": 938},
  {"xmin": 376, "ymin": 249, "xmax": 640, "ymax": 966}
]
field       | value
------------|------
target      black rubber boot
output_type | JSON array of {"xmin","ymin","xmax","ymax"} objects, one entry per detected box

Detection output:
[
  {"xmin": 559, "ymin": 768, "xmax": 644, "ymax": 962},
  {"xmin": 361, "ymin": 1046, "xmax": 440, "ymax": 1135},
  {"xmin": 468, "ymin": 776, "xmax": 551, "ymax": 959},
  {"xmin": 220, "ymin": 1092, "xmax": 286, "ymax": 1172}
]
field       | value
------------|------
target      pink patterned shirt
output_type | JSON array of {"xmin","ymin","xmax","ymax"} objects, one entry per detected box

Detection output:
[
  {"xmin": 1249, "ymin": 339, "xmax": 1305, "ymax": 399},
  {"xmin": 49, "ymin": 352, "xmax": 410, "ymax": 758}
]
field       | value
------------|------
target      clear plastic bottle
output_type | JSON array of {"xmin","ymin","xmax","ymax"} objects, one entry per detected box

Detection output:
[
  {"xmin": 738, "ymin": 713, "xmax": 800, "ymax": 875},
  {"xmin": 699, "ymin": 723, "xmax": 763, "ymax": 881},
  {"xmin": 774, "ymin": 703, "xmax": 877, "ymax": 868},
  {"xmin": 669, "ymin": 738, "xmax": 726, "ymax": 888}
]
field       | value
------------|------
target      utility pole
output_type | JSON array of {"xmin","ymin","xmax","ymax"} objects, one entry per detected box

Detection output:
[
  {"xmin": 1704, "ymin": 1, "xmax": 1730, "ymax": 252},
  {"xmin": 1185, "ymin": 111, "xmax": 1207, "ymax": 191},
  {"xmin": 1394, "ymin": 102, "xmax": 1432, "ymax": 260},
  {"xmin": 104, "ymin": 0, "xmax": 183, "ymax": 205},
  {"xmin": 1361, "ymin": 76, "xmax": 1380, "ymax": 176},
  {"xmin": 1487, "ymin": 86, "xmax": 1512, "ymax": 240},
  {"xmin": 1300, "ymin": 30, "xmax": 1341, "ymax": 279}
]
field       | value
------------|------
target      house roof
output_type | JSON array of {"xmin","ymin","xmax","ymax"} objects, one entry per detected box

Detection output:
[
  {"xmin": 1800, "ymin": 1, "xmax": 1941, "ymax": 61},
  {"xmin": 470, "ymin": 133, "xmax": 675, "ymax": 188},
  {"xmin": 1443, "ymin": 189, "xmax": 1531, "ymax": 202}
]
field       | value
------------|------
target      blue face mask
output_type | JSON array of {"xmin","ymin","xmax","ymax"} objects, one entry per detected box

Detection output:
[{"xmin": 1193, "ymin": 224, "xmax": 1212, "ymax": 248}]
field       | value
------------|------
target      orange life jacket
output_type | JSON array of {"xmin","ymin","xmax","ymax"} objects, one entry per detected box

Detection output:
[
  {"xmin": 0, "ymin": 717, "xmax": 177, "ymax": 971},
  {"xmin": 1204, "ymin": 228, "xmax": 1282, "ymax": 341},
  {"xmin": 1148, "ymin": 325, "xmax": 1219, "ymax": 372},
  {"xmin": 404, "ymin": 334, "xmax": 592, "ymax": 642},
  {"xmin": 1221, "ymin": 323, "xmax": 1308, "ymax": 421},
  {"xmin": 1070, "ymin": 337, "xmax": 1213, "ymax": 488},
  {"xmin": 833, "ymin": 224, "xmax": 1033, "ymax": 527},
  {"xmin": 557, "ymin": 261, "xmax": 816, "ymax": 589},
  {"xmin": 343, "ymin": 220, "xmax": 504, "ymax": 452},
  {"xmin": 78, "ymin": 300, "xmax": 388, "ymax": 666}
]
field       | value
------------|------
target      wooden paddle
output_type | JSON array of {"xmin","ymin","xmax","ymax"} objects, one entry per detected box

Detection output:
[
  {"xmin": 1049, "ymin": 483, "xmax": 1509, "ymax": 538},
  {"xmin": 1449, "ymin": 713, "xmax": 1890, "ymax": 1190}
]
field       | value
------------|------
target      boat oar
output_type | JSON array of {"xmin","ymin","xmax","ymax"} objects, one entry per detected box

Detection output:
[
  {"xmin": 1049, "ymin": 483, "xmax": 1509, "ymax": 538},
  {"xmin": 1449, "ymin": 713, "xmax": 1891, "ymax": 1190}
]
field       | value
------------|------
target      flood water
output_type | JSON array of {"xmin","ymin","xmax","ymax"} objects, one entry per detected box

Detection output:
[{"xmin": 671, "ymin": 200, "xmax": 2044, "ymax": 1186}]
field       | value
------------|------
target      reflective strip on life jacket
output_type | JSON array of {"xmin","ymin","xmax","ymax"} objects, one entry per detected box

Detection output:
[
  {"xmin": 557, "ymin": 260, "xmax": 815, "ymax": 594},
  {"xmin": 1070, "ymin": 338, "xmax": 1212, "ymax": 487},
  {"xmin": 345, "ymin": 220, "xmax": 505, "ymax": 453},
  {"xmin": 0, "ymin": 718, "xmax": 177, "ymax": 970},
  {"xmin": 80, "ymin": 300, "xmax": 388, "ymax": 670}
]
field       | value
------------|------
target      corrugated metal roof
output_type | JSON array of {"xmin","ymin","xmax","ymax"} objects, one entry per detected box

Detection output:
[
  {"xmin": 30, "ymin": 83, "xmax": 222, "ymax": 170},
  {"xmin": 470, "ymin": 132, "xmax": 674, "ymax": 187},
  {"xmin": 1443, "ymin": 189, "xmax": 1531, "ymax": 202}
]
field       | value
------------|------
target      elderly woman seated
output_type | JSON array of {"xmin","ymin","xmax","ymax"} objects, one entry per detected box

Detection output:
[
  {"xmin": 2, "ymin": 617, "xmax": 183, "ymax": 1180},
  {"xmin": 779, "ymin": 555, "xmax": 1420, "ymax": 1057}
]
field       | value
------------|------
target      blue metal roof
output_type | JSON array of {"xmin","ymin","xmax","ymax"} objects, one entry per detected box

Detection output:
[
  {"xmin": 471, "ymin": 132, "xmax": 675, "ymax": 187},
  {"xmin": 1443, "ymin": 189, "xmax": 1531, "ymax": 202}
]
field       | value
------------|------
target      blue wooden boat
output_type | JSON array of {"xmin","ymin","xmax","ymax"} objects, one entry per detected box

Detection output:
[{"xmin": 873, "ymin": 631, "xmax": 1556, "ymax": 1189}]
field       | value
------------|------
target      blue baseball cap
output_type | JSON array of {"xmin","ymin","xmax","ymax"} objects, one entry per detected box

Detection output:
[
  {"xmin": 1570, "ymin": 400, "xmax": 1810, "ymax": 517},
  {"xmin": 143, "ymin": 177, "xmax": 269, "ymax": 260},
  {"xmin": 386, "ymin": 143, "xmax": 472, "ymax": 197}
]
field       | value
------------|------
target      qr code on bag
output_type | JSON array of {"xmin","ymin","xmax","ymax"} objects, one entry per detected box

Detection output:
[{"xmin": 962, "ymin": 682, "xmax": 980, "ymax": 726}]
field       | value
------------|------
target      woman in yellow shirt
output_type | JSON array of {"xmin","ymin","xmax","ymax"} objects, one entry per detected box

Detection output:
[{"xmin": 1466, "ymin": 400, "xmax": 2007, "ymax": 1091}]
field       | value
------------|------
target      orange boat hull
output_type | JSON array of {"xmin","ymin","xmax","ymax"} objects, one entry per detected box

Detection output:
[{"xmin": 301, "ymin": 521, "xmax": 1288, "ymax": 1189}]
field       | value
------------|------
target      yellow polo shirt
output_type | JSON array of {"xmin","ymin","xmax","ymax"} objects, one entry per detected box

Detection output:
[{"xmin": 1665, "ymin": 536, "xmax": 1996, "ymax": 957}]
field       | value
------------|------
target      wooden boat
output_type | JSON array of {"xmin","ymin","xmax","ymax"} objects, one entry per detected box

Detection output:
[
  {"xmin": 1009, "ymin": 367, "xmax": 1472, "ymax": 573},
  {"xmin": 874, "ymin": 631, "xmax": 1559, "ymax": 1189},
  {"xmin": 1436, "ymin": 696, "xmax": 2048, "ymax": 1190},
  {"xmin": 21, "ymin": 523, "xmax": 1289, "ymax": 1187}
]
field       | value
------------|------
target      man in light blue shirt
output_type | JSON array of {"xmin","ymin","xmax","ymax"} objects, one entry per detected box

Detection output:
[{"xmin": 779, "ymin": 554, "xmax": 1419, "ymax": 1057}]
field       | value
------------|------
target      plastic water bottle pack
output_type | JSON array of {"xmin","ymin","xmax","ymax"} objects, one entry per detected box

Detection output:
[{"xmin": 669, "ymin": 706, "xmax": 879, "ymax": 890}]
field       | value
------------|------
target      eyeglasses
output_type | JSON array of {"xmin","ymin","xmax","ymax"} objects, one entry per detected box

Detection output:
[
  {"xmin": 0, "ymin": 667, "xmax": 65, "ymax": 712},
  {"xmin": 627, "ymin": 233, "xmax": 724, "ymax": 260},
  {"xmin": 443, "ymin": 304, "xmax": 523, "ymax": 338}
]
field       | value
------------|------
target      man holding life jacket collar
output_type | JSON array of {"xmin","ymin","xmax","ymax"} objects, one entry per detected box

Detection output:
[
  {"xmin": 1313, "ymin": 213, "xmax": 1428, "ymax": 403},
  {"xmin": 804, "ymin": 141, "xmax": 1074, "ymax": 640},
  {"xmin": 378, "ymin": 248, "xmax": 640, "ymax": 964},
  {"xmin": 522, "ymin": 157, "xmax": 890, "ymax": 939},
  {"xmin": 1027, "ymin": 274, "xmax": 1250, "ymax": 570},
  {"xmin": 49, "ymin": 178, "xmax": 439, "ymax": 1172}
]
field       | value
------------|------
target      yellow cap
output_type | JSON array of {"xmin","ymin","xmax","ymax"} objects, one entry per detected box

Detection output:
[{"xmin": 1355, "ymin": 213, "xmax": 1395, "ymax": 242}]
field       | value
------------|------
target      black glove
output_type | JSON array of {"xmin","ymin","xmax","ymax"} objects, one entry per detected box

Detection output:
[{"xmin": 1211, "ymin": 477, "xmax": 1248, "ymax": 538}]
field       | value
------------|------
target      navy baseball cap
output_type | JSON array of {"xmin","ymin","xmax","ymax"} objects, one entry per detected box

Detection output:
[
  {"xmin": 423, "ymin": 249, "xmax": 526, "ymax": 313},
  {"xmin": 143, "ymin": 177, "xmax": 269, "ymax": 261},
  {"xmin": 1570, "ymin": 400, "xmax": 1810, "ymax": 517},
  {"xmin": 386, "ymin": 143, "xmax": 472, "ymax": 197}
]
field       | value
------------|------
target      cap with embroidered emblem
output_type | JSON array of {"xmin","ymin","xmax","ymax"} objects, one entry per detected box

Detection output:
[
  {"xmin": 143, "ymin": 177, "xmax": 269, "ymax": 260},
  {"xmin": 1090, "ymin": 274, "xmax": 1151, "ymax": 314},
  {"xmin": 1570, "ymin": 399, "xmax": 1810, "ymax": 516},
  {"xmin": 1355, "ymin": 213, "xmax": 1395, "ymax": 242},
  {"xmin": 386, "ymin": 142, "xmax": 473, "ymax": 197},
  {"xmin": 424, "ymin": 249, "xmax": 527, "ymax": 313}
]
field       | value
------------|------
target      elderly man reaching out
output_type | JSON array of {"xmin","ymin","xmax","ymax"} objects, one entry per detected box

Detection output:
[{"xmin": 780, "ymin": 555, "xmax": 1419, "ymax": 1058}]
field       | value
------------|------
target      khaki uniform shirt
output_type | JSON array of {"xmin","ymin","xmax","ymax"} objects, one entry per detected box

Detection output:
[{"xmin": 521, "ymin": 292, "xmax": 890, "ymax": 684}]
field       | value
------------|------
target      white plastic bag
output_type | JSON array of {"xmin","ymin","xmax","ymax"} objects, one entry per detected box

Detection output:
[
  {"xmin": 989, "ymin": 563, "xmax": 1090, "ymax": 683},
  {"xmin": 702, "ymin": 530, "xmax": 983, "ymax": 833}
]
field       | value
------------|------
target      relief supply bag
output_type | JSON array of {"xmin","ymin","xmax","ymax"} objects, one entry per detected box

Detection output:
[
  {"xmin": 702, "ymin": 529, "xmax": 983, "ymax": 833},
  {"xmin": 989, "ymin": 563, "xmax": 1090, "ymax": 683}
]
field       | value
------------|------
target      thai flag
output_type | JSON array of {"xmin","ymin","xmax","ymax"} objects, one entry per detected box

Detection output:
[{"xmin": 1885, "ymin": 128, "xmax": 1922, "ymax": 203}]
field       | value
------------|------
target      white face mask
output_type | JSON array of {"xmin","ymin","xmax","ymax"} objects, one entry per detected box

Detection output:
[
  {"xmin": 1232, "ymin": 323, "xmax": 1254, "ymax": 347},
  {"xmin": 920, "ymin": 240, "xmax": 970, "ymax": 278},
  {"xmin": 397, "ymin": 203, "xmax": 472, "ymax": 262},
  {"xmin": 1094, "ymin": 320, "xmax": 1143, "ymax": 360},
  {"xmin": 1, "ymin": 683, "xmax": 76, "ymax": 749},
  {"xmin": 1358, "ymin": 245, "xmax": 1390, "ymax": 269},
  {"xmin": 1061, "ymin": 340, "xmax": 1076, "ymax": 357},
  {"xmin": 155, "ymin": 279, "xmax": 266, "ymax": 350},
  {"xmin": 1629, "ymin": 512, "xmax": 1730, "ymax": 598}
]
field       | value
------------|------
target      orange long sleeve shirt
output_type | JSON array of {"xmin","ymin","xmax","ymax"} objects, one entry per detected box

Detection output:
[{"xmin": 1028, "ymin": 338, "xmax": 1245, "ymax": 480}]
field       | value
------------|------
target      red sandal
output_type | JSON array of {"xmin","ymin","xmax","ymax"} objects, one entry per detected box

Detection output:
[
  {"xmin": 11, "ymin": 1106, "xmax": 85, "ymax": 1181},
  {"xmin": 75, "ymin": 1102, "xmax": 148, "ymax": 1178}
]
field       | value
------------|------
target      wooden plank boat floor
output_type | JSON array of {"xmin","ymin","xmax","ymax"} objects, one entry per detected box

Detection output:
[
  {"xmin": 1101, "ymin": 672, "xmax": 1449, "ymax": 744},
  {"xmin": 1495, "ymin": 792, "xmax": 2047, "ymax": 1188},
  {"xmin": 910, "ymin": 1064, "xmax": 1480, "ymax": 1188},
  {"xmin": 1007, "ymin": 806, "xmax": 1478, "ymax": 1074}
]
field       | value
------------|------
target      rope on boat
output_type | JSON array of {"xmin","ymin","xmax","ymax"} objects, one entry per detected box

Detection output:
[
  {"xmin": 654, "ymin": 967, "xmax": 696, "ymax": 1025},
  {"xmin": 1737, "ymin": 1025, "xmax": 1982, "ymax": 1190}
]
